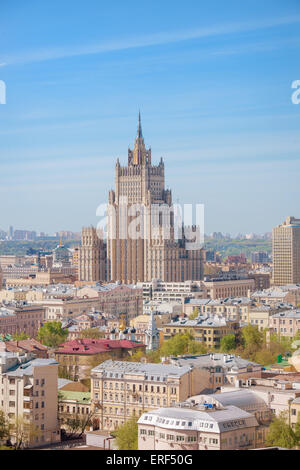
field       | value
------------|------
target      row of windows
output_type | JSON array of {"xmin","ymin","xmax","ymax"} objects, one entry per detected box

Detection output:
[{"xmin": 140, "ymin": 429, "xmax": 198, "ymax": 443}]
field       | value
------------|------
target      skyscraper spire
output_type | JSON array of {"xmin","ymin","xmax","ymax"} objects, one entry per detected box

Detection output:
[
  {"xmin": 137, "ymin": 110, "xmax": 143, "ymax": 138},
  {"xmin": 128, "ymin": 112, "xmax": 151, "ymax": 165}
]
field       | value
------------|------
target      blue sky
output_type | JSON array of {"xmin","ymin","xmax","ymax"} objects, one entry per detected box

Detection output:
[{"xmin": 0, "ymin": 0, "xmax": 299, "ymax": 236}]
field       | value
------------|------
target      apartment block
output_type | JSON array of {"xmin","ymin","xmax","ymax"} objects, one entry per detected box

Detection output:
[
  {"xmin": 0, "ymin": 352, "xmax": 60, "ymax": 447},
  {"xmin": 162, "ymin": 315, "xmax": 239, "ymax": 348},
  {"xmin": 90, "ymin": 360, "xmax": 193, "ymax": 431}
]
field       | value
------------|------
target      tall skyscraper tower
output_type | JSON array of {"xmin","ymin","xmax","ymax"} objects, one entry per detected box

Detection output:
[
  {"xmin": 272, "ymin": 216, "xmax": 300, "ymax": 285},
  {"xmin": 107, "ymin": 113, "xmax": 204, "ymax": 284}
]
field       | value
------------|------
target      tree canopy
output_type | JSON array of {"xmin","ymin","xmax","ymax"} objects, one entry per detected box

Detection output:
[
  {"xmin": 12, "ymin": 332, "xmax": 29, "ymax": 341},
  {"xmin": 114, "ymin": 417, "xmax": 138, "ymax": 450},
  {"xmin": 220, "ymin": 334, "xmax": 236, "ymax": 353},
  {"xmin": 37, "ymin": 321, "xmax": 68, "ymax": 348},
  {"xmin": 265, "ymin": 411, "xmax": 298, "ymax": 449},
  {"xmin": 160, "ymin": 332, "xmax": 207, "ymax": 357}
]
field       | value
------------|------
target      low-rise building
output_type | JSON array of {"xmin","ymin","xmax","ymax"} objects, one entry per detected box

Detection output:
[
  {"xmin": 0, "ymin": 338, "xmax": 48, "ymax": 358},
  {"xmin": 166, "ymin": 353, "xmax": 263, "ymax": 391},
  {"xmin": 138, "ymin": 404, "xmax": 265, "ymax": 450},
  {"xmin": 290, "ymin": 397, "xmax": 300, "ymax": 430},
  {"xmin": 58, "ymin": 390, "xmax": 92, "ymax": 431},
  {"xmin": 54, "ymin": 338, "xmax": 146, "ymax": 381},
  {"xmin": 0, "ymin": 304, "xmax": 45, "ymax": 337},
  {"xmin": 90, "ymin": 360, "xmax": 194, "ymax": 431},
  {"xmin": 269, "ymin": 310, "xmax": 300, "ymax": 337},
  {"xmin": 162, "ymin": 315, "xmax": 239, "ymax": 348},
  {"xmin": 222, "ymin": 375, "xmax": 300, "ymax": 418},
  {"xmin": 203, "ymin": 278, "xmax": 255, "ymax": 299}
]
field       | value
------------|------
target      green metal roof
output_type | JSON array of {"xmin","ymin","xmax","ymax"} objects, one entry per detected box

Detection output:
[{"xmin": 58, "ymin": 390, "xmax": 91, "ymax": 404}]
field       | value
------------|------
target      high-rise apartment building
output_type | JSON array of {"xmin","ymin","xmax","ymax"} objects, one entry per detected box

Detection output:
[
  {"xmin": 78, "ymin": 227, "xmax": 106, "ymax": 282},
  {"xmin": 106, "ymin": 113, "xmax": 204, "ymax": 284},
  {"xmin": 272, "ymin": 216, "xmax": 300, "ymax": 285}
]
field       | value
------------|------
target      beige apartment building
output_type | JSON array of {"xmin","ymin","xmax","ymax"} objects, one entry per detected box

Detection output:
[
  {"xmin": 0, "ymin": 304, "xmax": 45, "ymax": 337},
  {"xmin": 6, "ymin": 270, "xmax": 75, "ymax": 288},
  {"xmin": 167, "ymin": 354, "xmax": 263, "ymax": 391},
  {"xmin": 162, "ymin": 315, "xmax": 240, "ymax": 348},
  {"xmin": 0, "ymin": 352, "xmax": 60, "ymax": 447},
  {"xmin": 77, "ymin": 284, "xmax": 143, "ymax": 321},
  {"xmin": 269, "ymin": 310, "xmax": 300, "ymax": 338},
  {"xmin": 244, "ymin": 306, "xmax": 273, "ymax": 331},
  {"xmin": 273, "ymin": 216, "xmax": 300, "ymax": 286},
  {"xmin": 90, "ymin": 360, "xmax": 194, "ymax": 431},
  {"xmin": 290, "ymin": 397, "xmax": 300, "ymax": 430},
  {"xmin": 183, "ymin": 298, "xmax": 253, "ymax": 322},
  {"xmin": 203, "ymin": 278, "xmax": 255, "ymax": 299},
  {"xmin": 137, "ymin": 279, "xmax": 207, "ymax": 303},
  {"xmin": 30, "ymin": 297, "xmax": 101, "ymax": 321}
]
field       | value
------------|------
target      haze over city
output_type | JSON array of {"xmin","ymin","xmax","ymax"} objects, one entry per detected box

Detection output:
[{"xmin": 0, "ymin": 0, "xmax": 300, "ymax": 235}]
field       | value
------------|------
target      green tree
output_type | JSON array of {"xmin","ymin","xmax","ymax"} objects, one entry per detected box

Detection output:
[
  {"xmin": 220, "ymin": 334, "xmax": 236, "ymax": 353},
  {"xmin": 265, "ymin": 411, "xmax": 297, "ymax": 449},
  {"xmin": 0, "ymin": 411, "xmax": 10, "ymax": 442},
  {"xmin": 115, "ymin": 417, "xmax": 138, "ymax": 450},
  {"xmin": 189, "ymin": 308, "xmax": 199, "ymax": 320},
  {"xmin": 241, "ymin": 324, "xmax": 263, "ymax": 348},
  {"xmin": 12, "ymin": 332, "xmax": 29, "ymax": 341},
  {"xmin": 37, "ymin": 321, "xmax": 68, "ymax": 348},
  {"xmin": 160, "ymin": 332, "xmax": 206, "ymax": 357}
]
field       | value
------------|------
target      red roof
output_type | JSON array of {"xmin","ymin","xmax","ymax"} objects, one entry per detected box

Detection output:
[
  {"xmin": 55, "ymin": 338, "xmax": 145, "ymax": 355},
  {"xmin": 4, "ymin": 339, "xmax": 48, "ymax": 353}
]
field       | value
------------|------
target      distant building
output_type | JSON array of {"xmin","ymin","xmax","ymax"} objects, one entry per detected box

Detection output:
[
  {"xmin": 78, "ymin": 227, "xmax": 106, "ymax": 282},
  {"xmin": 251, "ymin": 252, "xmax": 270, "ymax": 264},
  {"xmin": 273, "ymin": 216, "xmax": 300, "ymax": 285}
]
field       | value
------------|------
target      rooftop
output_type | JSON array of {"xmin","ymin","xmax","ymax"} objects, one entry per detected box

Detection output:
[
  {"xmin": 55, "ymin": 338, "xmax": 145, "ymax": 355},
  {"xmin": 138, "ymin": 405, "xmax": 258, "ymax": 433},
  {"xmin": 92, "ymin": 359, "xmax": 191, "ymax": 378},
  {"xmin": 58, "ymin": 390, "xmax": 91, "ymax": 403},
  {"xmin": 169, "ymin": 353, "xmax": 262, "ymax": 370}
]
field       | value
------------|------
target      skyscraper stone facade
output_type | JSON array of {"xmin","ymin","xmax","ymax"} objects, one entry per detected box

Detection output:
[
  {"xmin": 79, "ymin": 114, "xmax": 204, "ymax": 283},
  {"xmin": 78, "ymin": 227, "xmax": 106, "ymax": 282},
  {"xmin": 106, "ymin": 113, "xmax": 204, "ymax": 284}
]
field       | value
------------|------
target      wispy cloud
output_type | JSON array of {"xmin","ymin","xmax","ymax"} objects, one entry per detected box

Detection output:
[{"xmin": 2, "ymin": 15, "xmax": 300, "ymax": 66}]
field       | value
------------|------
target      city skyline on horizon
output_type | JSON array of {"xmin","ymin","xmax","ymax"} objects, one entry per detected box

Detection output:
[{"xmin": 0, "ymin": 1, "xmax": 299, "ymax": 235}]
